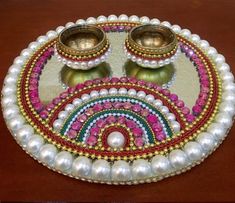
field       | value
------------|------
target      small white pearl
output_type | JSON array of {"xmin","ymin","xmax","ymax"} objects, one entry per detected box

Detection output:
[
  {"xmin": 37, "ymin": 35, "xmax": 48, "ymax": 44},
  {"xmin": 166, "ymin": 113, "xmax": 176, "ymax": 121},
  {"xmin": 215, "ymin": 112, "xmax": 233, "ymax": 129},
  {"xmin": 2, "ymin": 84, "xmax": 16, "ymax": 96},
  {"xmin": 150, "ymin": 18, "xmax": 160, "ymax": 25},
  {"xmin": 169, "ymin": 149, "xmax": 188, "ymax": 169},
  {"xmin": 196, "ymin": 132, "xmax": 216, "ymax": 153},
  {"xmin": 97, "ymin": 15, "xmax": 107, "ymax": 23},
  {"xmin": 132, "ymin": 159, "xmax": 151, "ymax": 179},
  {"xmin": 190, "ymin": 34, "xmax": 200, "ymax": 43},
  {"xmin": 184, "ymin": 141, "xmax": 204, "ymax": 161},
  {"xmin": 8, "ymin": 115, "xmax": 25, "ymax": 132},
  {"xmin": 219, "ymin": 101, "xmax": 235, "ymax": 116},
  {"xmin": 107, "ymin": 131, "xmax": 125, "ymax": 148},
  {"xmin": 217, "ymin": 63, "xmax": 230, "ymax": 72},
  {"xmin": 28, "ymin": 41, "xmax": 39, "ymax": 50},
  {"xmin": 207, "ymin": 47, "xmax": 217, "ymax": 57},
  {"xmin": 76, "ymin": 19, "xmax": 86, "ymax": 25},
  {"xmin": 72, "ymin": 98, "xmax": 82, "ymax": 106},
  {"xmin": 128, "ymin": 89, "xmax": 137, "ymax": 96},
  {"xmin": 65, "ymin": 22, "xmax": 75, "ymax": 28},
  {"xmin": 20, "ymin": 49, "xmax": 31, "ymax": 58},
  {"xmin": 199, "ymin": 40, "xmax": 209, "ymax": 50},
  {"xmin": 140, "ymin": 16, "xmax": 150, "ymax": 24},
  {"xmin": 81, "ymin": 93, "xmax": 90, "ymax": 101},
  {"xmin": 27, "ymin": 134, "xmax": 44, "ymax": 155},
  {"xmin": 109, "ymin": 88, "xmax": 118, "ymax": 95},
  {"xmin": 90, "ymin": 90, "xmax": 99, "ymax": 98},
  {"xmin": 53, "ymin": 119, "xmax": 63, "ymax": 131},
  {"xmin": 171, "ymin": 121, "xmax": 180, "ymax": 133},
  {"xmin": 160, "ymin": 106, "xmax": 169, "ymax": 114},
  {"xmin": 222, "ymin": 81, "xmax": 235, "ymax": 92},
  {"xmin": 58, "ymin": 111, "xmax": 68, "ymax": 120},
  {"xmin": 94, "ymin": 58, "xmax": 101, "ymax": 65},
  {"xmin": 1, "ymin": 94, "xmax": 17, "ymax": 107},
  {"xmin": 118, "ymin": 14, "xmax": 128, "ymax": 21},
  {"xmin": 112, "ymin": 160, "xmax": 131, "ymax": 181},
  {"xmin": 16, "ymin": 124, "xmax": 34, "ymax": 145},
  {"xmin": 108, "ymin": 14, "xmax": 118, "ymax": 22},
  {"xmin": 118, "ymin": 88, "xmax": 127, "ymax": 95},
  {"xmin": 222, "ymin": 91, "xmax": 235, "ymax": 103},
  {"xmin": 39, "ymin": 144, "xmax": 57, "ymax": 165},
  {"xmin": 171, "ymin": 25, "xmax": 181, "ymax": 33},
  {"xmin": 56, "ymin": 26, "xmax": 65, "ymax": 34},
  {"xmin": 207, "ymin": 123, "xmax": 226, "ymax": 140},
  {"xmin": 99, "ymin": 89, "xmax": 108, "ymax": 96},
  {"xmin": 145, "ymin": 94, "xmax": 154, "ymax": 102},
  {"xmin": 46, "ymin": 30, "xmax": 57, "ymax": 39},
  {"xmin": 72, "ymin": 156, "xmax": 92, "ymax": 177},
  {"xmin": 8, "ymin": 65, "xmax": 21, "ymax": 75},
  {"xmin": 153, "ymin": 99, "xmax": 163, "ymax": 107},
  {"xmin": 221, "ymin": 71, "xmax": 234, "ymax": 83},
  {"xmin": 3, "ymin": 104, "xmax": 19, "ymax": 119},
  {"xmin": 86, "ymin": 17, "xmax": 96, "ymax": 24},
  {"xmin": 65, "ymin": 104, "xmax": 75, "ymax": 112},
  {"xmin": 161, "ymin": 21, "xmax": 171, "ymax": 27},
  {"xmin": 214, "ymin": 54, "xmax": 225, "ymax": 64},
  {"xmin": 88, "ymin": 60, "xmax": 95, "ymax": 68},
  {"xmin": 129, "ymin": 15, "xmax": 139, "ymax": 22},
  {"xmin": 137, "ymin": 91, "xmax": 146, "ymax": 98},
  {"xmin": 151, "ymin": 155, "xmax": 171, "ymax": 175},
  {"xmin": 54, "ymin": 151, "xmax": 73, "ymax": 172},
  {"xmin": 181, "ymin": 29, "xmax": 191, "ymax": 38},
  {"xmin": 91, "ymin": 159, "xmax": 111, "ymax": 180}
]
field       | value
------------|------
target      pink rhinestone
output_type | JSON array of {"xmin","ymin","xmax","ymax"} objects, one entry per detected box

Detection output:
[
  {"xmin": 156, "ymin": 132, "xmax": 166, "ymax": 141},
  {"xmin": 111, "ymin": 25, "xmax": 118, "ymax": 31},
  {"xmin": 111, "ymin": 77, "xmax": 119, "ymax": 83},
  {"xmin": 31, "ymin": 97, "xmax": 40, "ymax": 104},
  {"xmin": 104, "ymin": 101, "xmax": 112, "ymax": 109},
  {"xmin": 93, "ymin": 103, "xmax": 103, "ymax": 112},
  {"xmin": 39, "ymin": 110, "xmax": 48, "ymax": 119},
  {"xmin": 67, "ymin": 129, "xmax": 77, "ymax": 139},
  {"xmin": 76, "ymin": 83, "xmax": 85, "ymax": 90},
  {"xmin": 45, "ymin": 103, "xmax": 55, "ymax": 111},
  {"xmin": 133, "ymin": 127, "xmax": 143, "ymax": 137},
  {"xmin": 147, "ymin": 114, "xmax": 158, "ymax": 123},
  {"xmin": 84, "ymin": 80, "xmax": 93, "ymax": 86},
  {"xmin": 117, "ymin": 116, "xmax": 126, "ymax": 124},
  {"xmin": 192, "ymin": 105, "xmax": 202, "ymax": 115},
  {"xmin": 175, "ymin": 100, "xmax": 185, "ymax": 108},
  {"xmin": 103, "ymin": 26, "xmax": 111, "ymax": 32},
  {"xmin": 181, "ymin": 107, "xmax": 190, "ymax": 115},
  {"xmin": 134, "ymin": 137, "xmax": 144, "ymax": 147},
  {"xmin": 169, "ymin": 94, "xmax": 178, "ymax": 102},
  {"xmin": 30, "ymin": 78, "xmax": 38, "ymax": 85},
  {"xmin": 120, "ymin": 77, "xmax": 128, "ymax": 83},
  {"xmin": 93, "ymin": 78, "xmax": 101, "ymax": 84},
  {"xmin": 71, "ymin": 121, "xmax": 81, "ymax": 130},
  {"xmin": 34, "ymin": 103, "xmax": 43, "ymax": 112},
  {"xmin": 106, "ymin": 116, "xmax": 116, "ymax": 124},
  {"xmin": 123, "ymin": 102, "xmax": 132, "ymax": 109},
  {"xmin": 126, "ymin": 120, "xmax": 136, "ymax": 128},
  {"xmin": 161, "ymin": 89, "xmax": 170, "ymax": 96},
  {"xmin": 152, "ymin": 123, "xmax": 162, "ymax": 132},
  {"xmin": 29, "ymin": 90, "xmax": 38, "ymax": 98},
  {"xmin": 132, "ymin": 104, "xmax": 141, "ymax": 112},
  {"xmin": 52, "ymin": 97, "xmax": 61, "ymax": 105},
  {"xmin": 199, "ymin": 92, "xmax": 208, "ymax": 100},
  {"xmin": 186, "ymin": 114, "xmax": 195, "ymax": 123},
  {"xmin": 85, "ymin": 108, "xmax": 94, "ymax": 116},
  {"xmin": 60, "ymin": 92, "xmax": 68, "ymax": 99},
  {"xmin": 113, "ymin": 102, "xmax": 122, "ymax": 109},
  {"xmin": 196, "ymin": 98, "xmax": 206, "ymax": 107},
  {"xmin": 137, "ymin": 80, "xmax": 146, "ymax": 86},
  {"xmin": 141, "ymin": 109, "xmax": 150, "ymax": 117},
  {"xmin": 90, "ymin": 127, "xmax": 100, "ymax": 136},
  {"xmin": 102, "ymin": 77, "xmax": 111, "ymax": 83},
  {"xmin": 96, "ymin": 119, "xmax": 106, "ymax": 128},
  {"xmin": 77, "ymin": 114, "xmax": 87, "ymax": 122},
  {"xmin": 146, "ymin": 82, "xmax": 154, "ymax": 88},
  {"xmin": 129, "ymin": 77, "xmax": 137, "ymax": 84},
  {"xmin": 87, "ymin": 136, "xmax": 97, "ymax": 146},
  {"xmin": 68, "ymin": 87, "xmax": 76, "ymax": 94}
]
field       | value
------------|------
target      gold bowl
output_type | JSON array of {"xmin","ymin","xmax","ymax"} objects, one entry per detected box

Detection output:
[
  {"xmin": 124, "ymin": 24, "xmax": 179, "ymax": 68},
  {"xmin": 55, "ymin": 25, "xmax": 111, "ymax": 70}
]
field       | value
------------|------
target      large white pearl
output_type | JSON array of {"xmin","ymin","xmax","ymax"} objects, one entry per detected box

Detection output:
[
  {"xmin": 207, "ymin": 123, "xmax": 226, "ymax": 140},
  {"xmin": 65, "ymin": 104, "xmax": 74, "ymax": 112},
  {"xmin": 8, "ymin": 65, "xmax": 21, "ymax": 75},
  {"xmin": 37, "ymin": 36, "xmax": 48, "ymax": 44},
  {"xmin": 214, "ymin": 54, "xmax": 225, "ymax": 64},
  {"xmin": 145, "ymin": 94, "xmax": 154, "ymax": 102},
  {"xmin": 166, "ymin": 113, "xmax": 176, "ymax": 121},
  {"xmin": 196, "ymin": 132, "xmax": 216, "ymax": 153},
  {"xmin": 171, "ymin": 25, "xmax": 181, "ymax": 33},
  {"xmin": 14, "ymin": 56, "xmax": 25, "ymax": 65},
  {"xmin": 99, "ymin": 89, "xmax": 108, "ymax": 96},
  {"xmin": 76, "ymin": 19, "xmax": 86, "ymax": 25},
  {"xmin": 46, "ymin": 30, "xmax": 57, "ymax": 39},
  {"xmin": 161, "ymin": 21, "xmax": 171, "ymax": 28},
  {"xmin": 199, "ymin": 40, "xmax": 209, "ymax": 50},
  {"xmin": 184, "ymin": 141, "xmax": 204, "ymax": 161},
  {"xmin": 108, "ymin": 14, "xmax": 118, "ymax": 22},
  {"xmin": 3, "ymin": 104, "xmax": 19, "ymax": 119},
  {"xmin": 171, "ymin": 121, "xmax": 181, "ymax": 133},
  {"xmin": 221, "ymin": 71, "xmax": 234, "ymax": 83},
  {"xmin": 150, "ymin": 18, "xmax": 160, "ymax": 25},
  {"xmin": 26, "ymin": 134, "xmax": 44, "ymax": 155},
  {"xmin": 118, "ymin": 14, "xmax": 128, "ymax": 21},
  {"xmin": 129, "ymin": 15, "xmax": 139, "ymax": 22},
  {"xmin": 222, "ymin": 81, "xmax": 235, "ymax": 92},
  {"xmin": 72, "ymin": 156, "xmax": 92, "ymax": 177},
  {"xmin": 58, "ymin": 111, "xmax": 68, "ymax": 120},
  {"xmin": 160, "ymin": 106, "xmax": 169, "ymax": 114},
  {"xmin": 39, "ymin": 144, "xmax": 57, "ymax": 165},
  {"xmin": 107, "ymin": 131, "xmax": 125, "ymax": 148},
  {"xmin": 81, "ymin": 93, "xmax": 90, "ymax": 101},
  {"xmin": 190, "ymin": 34, "xmax": 200, "ymax": 43},
  {"xmin": 109, "ymin": 88, "xmax": 118, "ymax": 95},
  {"xmin": 119, "ymin": 88, "xmax": 127, "ymax": 95},
  {"xmin": 53, "ymin": 119, "xmax": 63, "ymax": 131},
  {"xmin": 222, "ymin": 91, "xmax": 235, "ymax": 103},
  {"xmin": 207, "ymin": 47, "xmax": 217, "ymax": 57},
  {"xmin": 112, "ymin": 160, "xmax": 131, "ymax": 181},
  {"xmin": 151, "ymin": 155, "xmax": 171, "ymax": 175},
  {"xmin": 97, "ymin": 15, "xmax": 107, "ymax": 23},
  {"xmin": 90, "ymin": 90, "xmax": 99, "ymax": 98},
  {"xmin": 128, "ymin": 89, "xmax": 136, "ymax": 96},
  {"xmin": 131, "ymin": 159, "xmax": 151, "ymax": 179},
  {"xmin": 215, "ymin": 112, "xmax": 233, "ymax": 129},
  {"xmin": 2, "ymin": 84, "xmax": 16, "ymax": 96},
  {"xmin": 28, "ymin": 41, "xmax": 40, "ymax": 50},
  {"xmin": 86, "ymin": 17, "xmax": 96, "ymax": 24},
  {"xmin": 140, "ymin": 16, "xmax": 150, "ymax": 24},
  {"xmin": 181, "ymin": 29, "xmax": 191, "ymax": 38},
  {"xmin": 72, "ymin": 98, "xmax": 82, "ymax": 106},
  {"xmin": 217, "ymin": 63, "xmax": 230, "ymax": 72},
  {"xmin": 1, "ymin": 94, "xmax": 17, "ymax": 107},
  {"xmin": 4, "ymin": 74, "xmax": 18, "ymax": 85},
  {"xmin": 8, "ymin": 115, "xmax": 25, "ymax": 132},
  {"xmin": 54, "ymin": 151, "xmax": 73, "ymax": 172},
  {"xmin": 169, "ymin": 149, "xmax": 188, "ymax": 169},
  {"xmin": 65, "ymin": 22, "xmax": 75, "ymax": 28},
  {"xmin": 137, "ymin": 91, "xmax": 146, "ymax": 98},
  {"xmin": 91, "ymin": 159, "xmax": 111, "ymax": 180},
  {"xmin": 15, "ymin": 124, "xmax": 34, "ymax": 145},
  {"xmin": 219, "ymin": 101, "xmax": 235, "ymax": 116}
]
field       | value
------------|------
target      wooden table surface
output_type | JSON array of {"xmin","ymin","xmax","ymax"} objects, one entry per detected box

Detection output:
[{"xmin": 1, "ymin": 0, "xmax": 235, "ymax": 202}]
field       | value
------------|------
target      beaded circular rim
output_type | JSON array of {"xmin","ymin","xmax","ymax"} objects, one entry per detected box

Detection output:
[{"xmin": 2, "ymin": 14, "xmax": 235, "ymax": 185}]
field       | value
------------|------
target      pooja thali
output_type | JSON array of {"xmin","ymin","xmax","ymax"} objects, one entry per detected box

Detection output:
[{"xmin": 2, "ymin": 14, "xmax": 235, "ymax": 184}]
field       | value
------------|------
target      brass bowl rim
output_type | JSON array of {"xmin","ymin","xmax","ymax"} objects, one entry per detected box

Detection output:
[
  {"xmin": 57, "ymin": 24, "xmax": 107, "ymax": 55},
  {"xmin": 128, "ymin": 24, "xmax": 177, "ymax": 54}
]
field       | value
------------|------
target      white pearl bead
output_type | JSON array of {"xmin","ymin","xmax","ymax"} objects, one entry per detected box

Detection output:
[
  {"xmin": 72, "ymin": 156, "xmax": 92, "ymax": 177},
  {"xmin": 46, "ymin": 30, "xmax": 57, "ymax": 39},
  {"xmin": 140, "ymin": 16, "xmax": 150, "ymax": 24},
  {"xmin": 90, "ymin": 90, "xmax": 99, "ymax": 98},
  {"xmin": 153, "ymin": 99, "xmax": 163, "ymax": 107},
  {"xmin": 109, "ymin": 88, "xmax": 118, "ymax": 95},
  {"xmin": 4, "ymin": 74, "xmax": 17, "ymax": 86},
  {"xmin": 72, "ymin": 98, "xmax": 82, "ymax": 106},
  {"xmin": 196, "ymin": 132, "xmax": 215, "ymax": 153},
  {"xmin": 169, "ymin": 149, "xmax": 188, "ymax": 169},
  {"xmin": 221, "ymin": 71, "xmax": 234, "ymax": 83},
  {"xmin": 8, "ymin": 65, "xmax": 21, "ymax": 75},
  {"xmin": 160, "ymin": 106, "xmax": 169, "ymax": 114},
  {"xmin": 128, "ymin": 89, "xmax": 137, "ymax": 96},
  {"xmin": 222, "ymin": 91, "xmax": 235, "ymax": 103},
  {"xmin": 2, "ymin": 84, "xmax": 16, "ymax": 96},
  {"xmin": 88, "ymin": 60, "xmax": 95, "ymax": 68},
  {"xmin": 54, "ymin": 151, "xmax": 73, "ymax": 172},
  {"xmin": 112, "ymin": 160, "xmax": 131, "ymax": 181},
  {"xmin": 215, "ymin": 112, "xmax": 233, "ymax": 129},
  {"xmin": 214, "ymin": 54, "xmax": 225, "ymax": 64},
  {"xmin": 76, "ymin": 19, "xmax": 86, "ymax": 25},
  {"xmin": 184, "ymin": 141, "xmax": 204, "ymax": 161},
  {"xmin": 8, "ymin": 115, "xmax": 25, "ymax": 132},
  {"xmin": 56, "ymin": 26, "xmax": 65, "ymax": 34},
  {"xmin": 118, "ymin": 14, "xmax": 128, "ymax": 21},
  {"xmin": 86, "ymin": 17, "xmax": 96, "ymax": 24},
  {"xmin": 166, "ymin": 113, "xmax": 176, "ymax": 121},
  {"xmin": 107, "ymin": 131, "xmax": 125, "ymax": 148},
  {"xmin": 37, "ymin": 36, "xmax": 48, "ymax": 44},
  {"xmin": 219, "ymin": 101, "xmax": 235, "ymax": 116},
  {"xmin": 181, "ymin": 29, "xmax": 191, "ymax": 38},
  {"xmin": 3, "ymin": 104, "xmax": 19, "ymax": 119},
  {"xmin": 65, "ymin": 22, "xmax": 75, "ymax": 28},
  {"xmin": 131, "ymin": 159, "xmax": 151, "ymax": 179},
  {"xmin": 14, "ymin": 56, "xmax": 25, "ymax": 65},
  {"xmin": 207, "ymin": 47, "xmax": 217, "ymax": 57},
  {"xmin": 97, "ymin": 15, "xmax": 107, "ymax": 23},
  {"xmin": 65, "ymin": 104, "xmax": 74, "ymax": 112},
  {"xmin": 16, "ymin": 124, "xmax": 34, "ymax": 145},
  {"xmin": 137, "ymin": 91, "xmax": 146, "ymax": 98},
  {"xmin": 100, "ymin": 89, "xmax": 108, "ymax": 96},
  {"xmin": 108, "ymin": 14, "xmax": 118, "ymax": 22},
  {"xmin": 151, "ymin": 155, "xmax": 171, "ymax": 175},
  {"xmin": 217, "ymin": 63, "xmax": 230, "ymax": 72},
  {"xmin": 171, "ymin": 25, "xmax": 181, "ymax": 33},
  {"xmin": 21, "ymin": 48, "xmax": 31, "ymax": 58},
  {"xmin": 81, "ymin": 93, "xmax": 90, "ymax": 101},
  {"xmin": 39, "ymin": 144, "xmax": 57, "ymax": 165},
  {"xmin": 1, "ymin": 94, "xmax": 17, "ymax": 107},
  {"xmin": 28, "ymin": 41, "xmax": 39, "ymax": 50},
  {"xmin": 53, "ymin": 119, "xmax": 63, "ymax": 130},
  {"xmin": 207, "ymin": 123, "xmax": 226, "ymax": 140},
  {"xmin": 190, "ymin": 34, "xmax": 200, "ymax": 43},
  {"xmin": 222, "ymin": 82, "xmax": 235, "ymax": 92},
  {"xmin": 118, "ymin": 88, "xmax": 127, "ymax": 95},
  {"xmin": 199, "ymin": 40, "xmax": 209, "ymax": 50},
  {"xmin": 129, "ymin": 15, "xmax": 139, "ymax": 22},
  {"xmin": 91, "ymin": 159, "xmax": 111, "ymax": 180},
  {"xmin": 171, "ymin": 121, "xmax": 180, "ymax": 133},
  {"xmin": 161, "ymin": 21, "xmax": 171, "ymax": 27},
  {"xmin": 150, "ymin": 18, "xmax": 160, "ymax": 25},
  {"xmin": 145, "ymin": 94, "xmax": 154, "ymax": 102},
  {"xmin": 27, "ymin": 134, "xmax": 44, "ymax": 155},
  {"xmin": 58, "ymin": 111, "xmax": 68, "ymax": 120}
]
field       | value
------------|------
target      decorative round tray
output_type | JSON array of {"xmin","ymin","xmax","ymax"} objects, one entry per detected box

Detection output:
[{"xmin": 2, "ymin": 14, "xmax": 235, "ymax": 185}]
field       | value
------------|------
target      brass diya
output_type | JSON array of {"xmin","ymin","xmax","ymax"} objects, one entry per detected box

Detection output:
[
  {"xmin": 55, "ymin": 25, "xmax": 111, "ymax": 70},
  {"xmin": 124, "ymin": 24, "xmax": 179, "ymax": 68}
]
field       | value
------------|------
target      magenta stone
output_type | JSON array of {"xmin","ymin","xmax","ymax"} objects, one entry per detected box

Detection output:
[
  {"xmin": 186, "ymin": 114, "xmax": 195, "ymax": 123},
  {"xmin": 126, "ymin": 120, "xmax": 136, "ymax": 129},
  {"xmin": 156, "ymin": 132, "xmax": 166, "ymax": 141},
  {"xmin": 84, "ymin": 80, "xmax": 93, "ymax": 86},
  {"xmin": 93, "ymin": 103, "xmax": 103, "ymax": 112},
  {"xmin": 90, "ymin": 127, "xmax": 100, "ymax": 136},
  {"xmin": 87, "ymin": 136, "xmax": 97, "ymax": 146},
  {"xmin": 96, "ymin": 119, "xmax": 106, "ymax": 128},
  {"xmin": 181, "ymin": 107, "xmax": 190, "ymax": 115},
  {"xmin": 169, "ymin": 94, "xmax": 178, "ymax": 102},
  {"xmin": 39, "ymin": 110, "xmax": 48, "ymax": 119},
  {"xmin": 132, "ymin": 104, "xmax": 141, "ymax": 112},
  {"xmin": 104, "ymin": 101, "xmax": 112, "ymax": 109},
  {"xmin": 113, "ymin": 102, "xmax": 122, "ymax": 109},
  {"xmin": 67, "ymin": 129, "xmax": 77, "ymax": 139},
  {"xmin": 123, "ymin": 102, "xmax": 132, "ymax": 109},
  {"xmin": 106, "ymin": 116, "xmax": 116, "ymax": 124},
  {"xmin": 117, "ymin": 116, "xmax": 126, "ymax": 124},
  {"xmin": 133, "ymin": 127, "xmax": 143, "ymax": 137},
  {"xmin": 141, "ymin": 109, "xmax": 150, "ymax": 117},
  {"xmin": 147, "ymin": 114, "xmax": 158, "ymax": 124},
  {"xmin": 175, "ymin": 100, "xmax": 185, "ymax": 108},
  {"xmin": 77, "ymin": 114, "xmax": 87, "ymax": 123},
  {"xmin": 134, "ymin": 137, "xmax": 144, "ymax": 147},
  {"xmin": 71, "ymin": 121, "xmax": 82, "ymax": 130}
]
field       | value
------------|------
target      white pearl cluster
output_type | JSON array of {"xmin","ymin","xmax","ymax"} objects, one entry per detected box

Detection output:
[
  {"xmin": 124, "ymin": 46, "xmax": 181, "ymax": 68},
  {"xmin": 54, "ymin": 47, "xmax": 111, "ymax": 70},
  {"xmin": 1, "ymin": 14, "xmax": 234, "ymax": 184}
]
